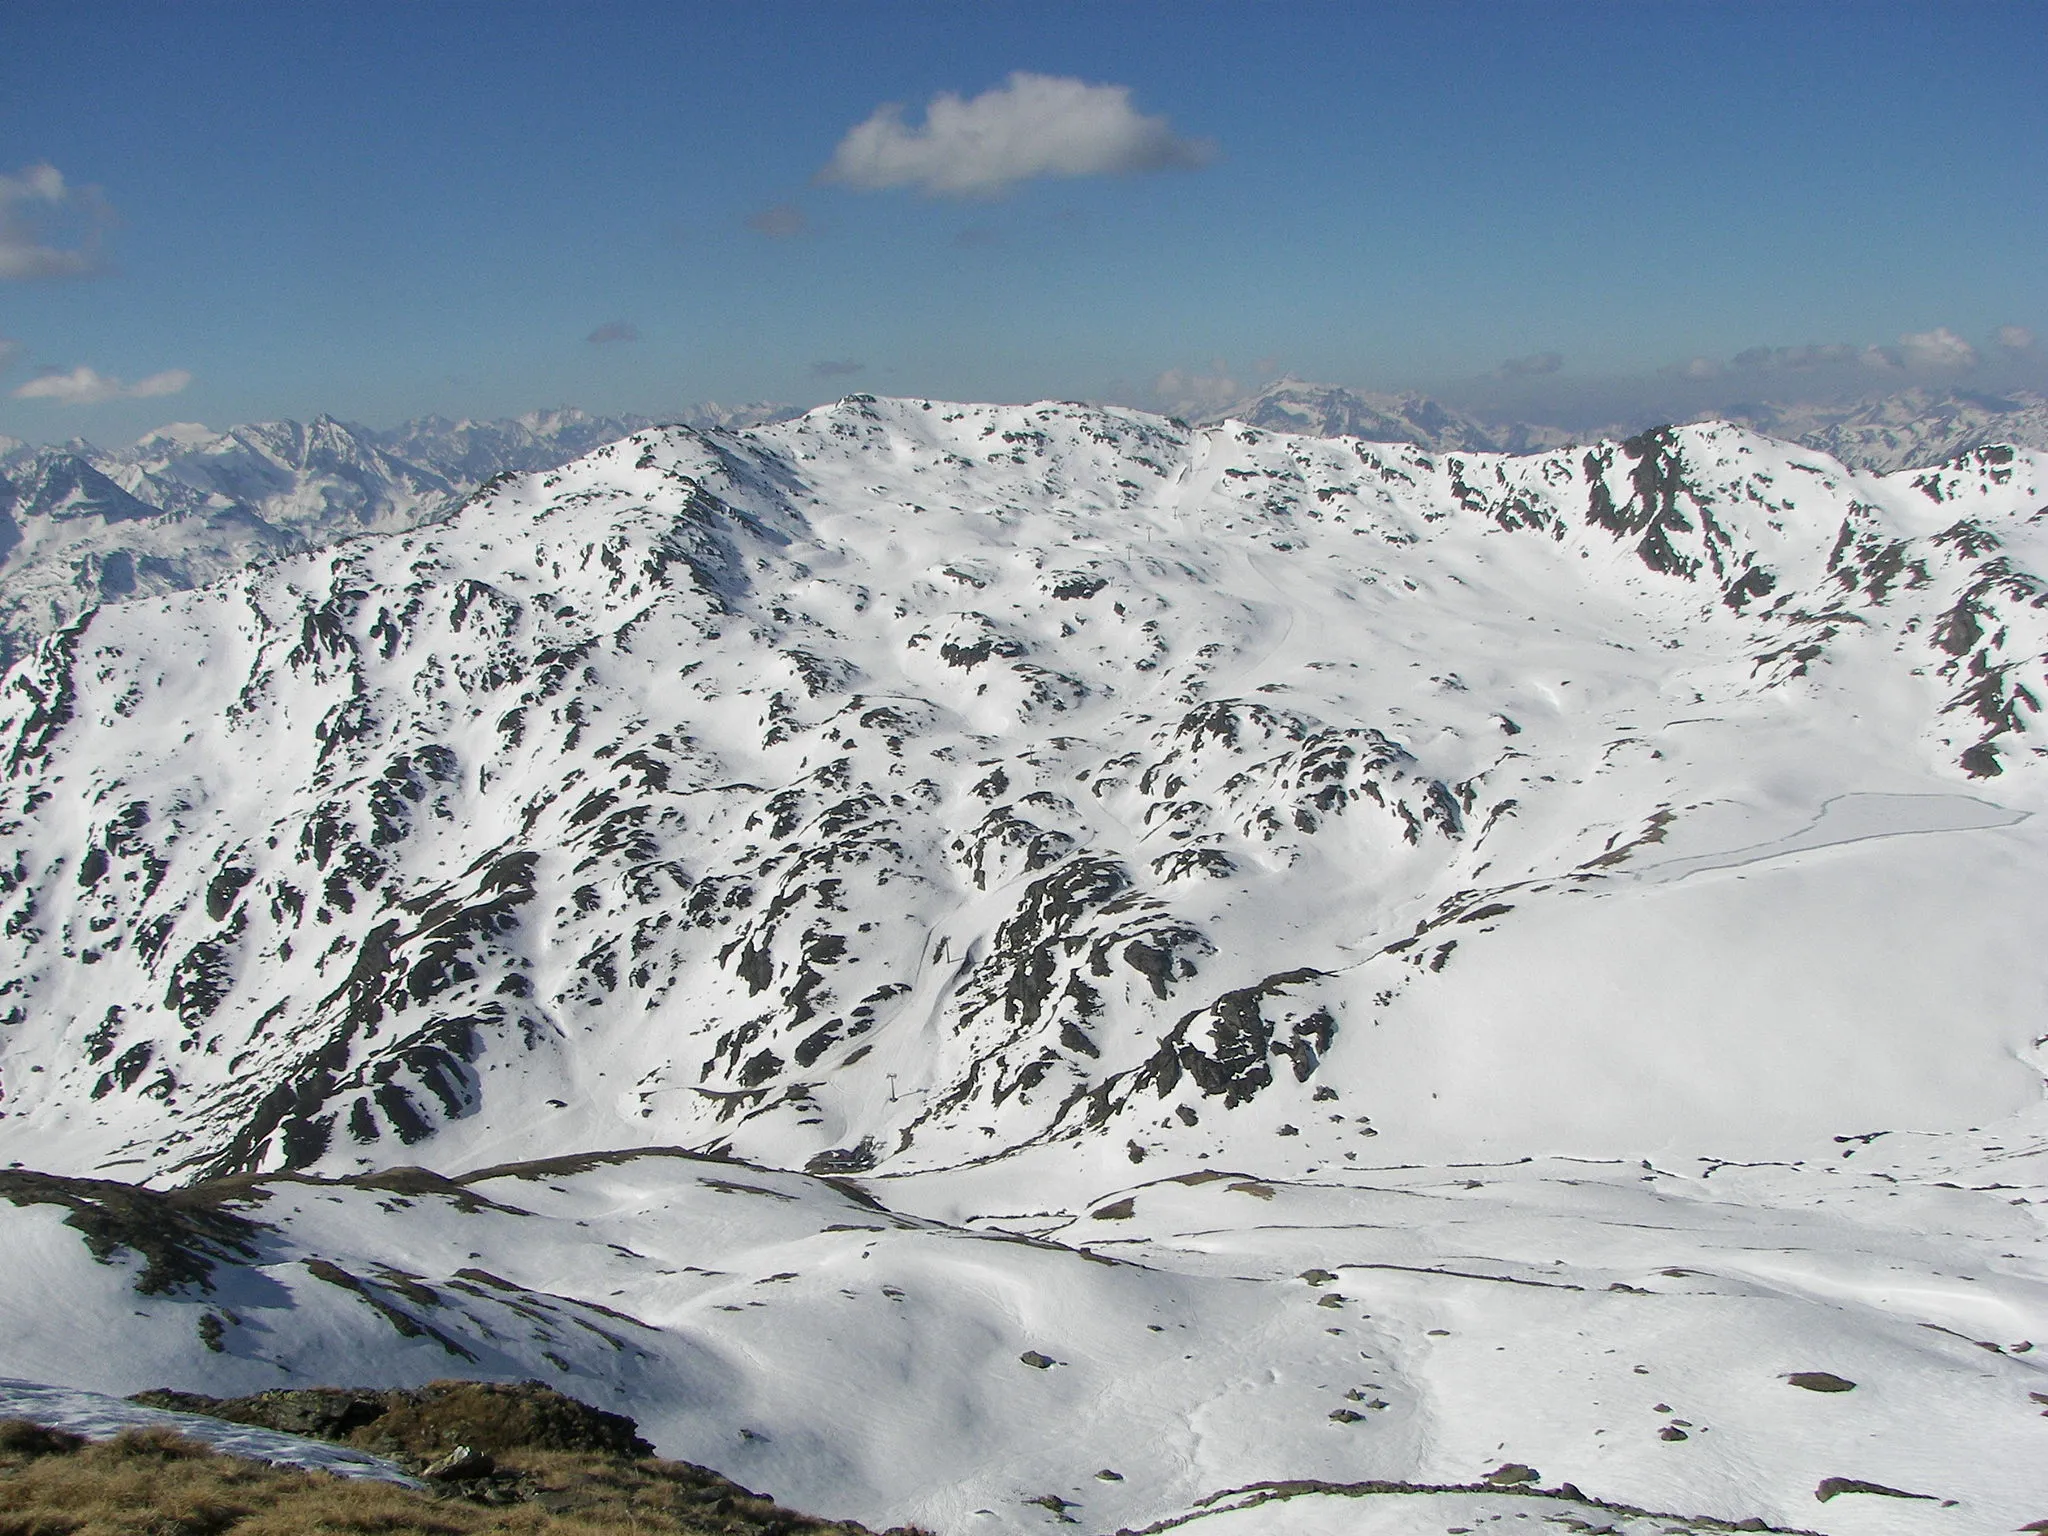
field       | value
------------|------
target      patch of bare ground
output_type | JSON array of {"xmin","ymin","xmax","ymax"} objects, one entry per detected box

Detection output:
[{"xmin": 0, "ymin": 1387, "xmax": 927, "ymax": 1536}]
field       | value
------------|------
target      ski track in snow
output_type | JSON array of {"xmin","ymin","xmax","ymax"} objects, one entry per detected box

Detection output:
[{"xmin": 1626, "ymin": 791, "xmax": 2029, "ymax": 884}]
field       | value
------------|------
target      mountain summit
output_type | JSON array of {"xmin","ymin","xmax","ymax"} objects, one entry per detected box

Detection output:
[{"xmin": 0, "ymin": 397, "xmax": 2042, "ymax": 1189}]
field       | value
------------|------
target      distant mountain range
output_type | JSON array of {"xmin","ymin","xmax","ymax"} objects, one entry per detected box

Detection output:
[
  {"xmin": 1201, "ymin": 378, "xmax": 2048, "ymax": 472},
  {"xmin": 0, "ymin": 384, "xmax": 2041, "ymax": 666},
  {"xmin": 1714, "ymin": 385, "xmax": 2048, "ymax": 472},
  {"xmin": 1192, "ymin": 379, "xmax": 1581, "ymax": 455},
  {"xmin": 0, "ymin": 404, "xmax": 796, "ymax": 665}
]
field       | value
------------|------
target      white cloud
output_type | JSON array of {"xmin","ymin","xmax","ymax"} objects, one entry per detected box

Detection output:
[
  {"xmin": 13, "ymin": 365, "xmax": 191, "ymax": 405},
  {"xmin": 819, "ymin": 72, "xmax": 1214, "ymax": 198},
  {"xmin": 1995, "ymin": 324, "xmax": 2036, "ymax": 354},
  {"xmin": 1899, "ymin": 326, "xmax": 1977, "ymax": 371},
  {"xmin": 1717, "ymin": 338, "xmax": 1977, "ymax": 375},
  {"xmin": 0, "ymin": 163, "xmax": 112, "ymax": 280}
]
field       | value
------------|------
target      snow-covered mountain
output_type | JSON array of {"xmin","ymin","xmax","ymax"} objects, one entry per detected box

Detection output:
[
  {"xmin": 5, "ymin": 389, "xmax": 2038, "ymax": 676},
  {"xmin": 2, "ymin": 397, "xmax": 2046, "ymax": 1533},
  {"xmin": 1716, "ymin": 386, "xmax": 2048, "ymax": 473},
  {"xmin": 1200, "ymin": 380, "xmax": 2048, "ymax": 474},
  {"xmin": 5, "ymin": 395, "xmax": 2043, "ymax": 1182},
  {"xmin": 0, "ymin": 407, "xmax": 803, "ymax": 667},
  {"xmin": 1197, "ymin": 378, "xmax": 1583, "ymax": 455},
  {"xmin": 377, "ymin": 408, "xmax": 663, "ymax": 487},
  {"xmin": 0, "ymin": 418, "xmax": 458, "ymax": 666}
]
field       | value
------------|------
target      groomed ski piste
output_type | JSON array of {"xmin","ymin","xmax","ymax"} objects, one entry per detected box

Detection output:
[{"xmin": 0, "ymin": 397, "xmax": 2044, "ymax": 1534}]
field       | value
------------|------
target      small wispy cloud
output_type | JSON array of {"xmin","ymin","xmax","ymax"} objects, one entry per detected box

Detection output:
[
  {"xmin": 1704, "ymin": 333, "xmax": 1979, "ymax": 376},
  {"xmin": 1659, "ymin": 325, "xmax": 2016, "ymax": 392},
  {"xmin": 1898, "ymin": 326, "xmax": 1977, "ymax": 371},
  {"xmin": 1497, "ymin": 351, "xmax": 1563, "ymax": 379},
  {"xmin": 819, "ymin": 72, "xmax": 1215, "ymax": 198},
  {"xmin": 0, "ymin": 163, "xmax": 113, "ymax": 281},
  {"xmin": 586, "ymin": 321, "xmax": 639, "ymax": 345},
  {"xmin": 811, "ymin": 359, "xmax": 864, "ymax": 378},
  {"xmin": 745, "ymin": 203, "xmax": 811, "ymax": 239},
  {"xmin": 12, "ymin": 365, "xmax": 191, "ymax": 405}
]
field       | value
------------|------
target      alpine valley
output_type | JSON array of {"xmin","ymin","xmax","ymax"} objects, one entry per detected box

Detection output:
[{"xmin": 2, "ymin": 397, "xmax": 2047, "ymax": 1536}]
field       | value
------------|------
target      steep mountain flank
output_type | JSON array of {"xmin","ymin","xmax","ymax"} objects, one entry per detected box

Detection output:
[{"xmin": 0, "ymin": 400, "xmax": 2040, "ymax": 1188}]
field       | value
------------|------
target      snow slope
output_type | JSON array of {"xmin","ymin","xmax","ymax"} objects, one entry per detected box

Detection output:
[
  {"xmin": 0, "ymin": 400, "xmax": 2042, "ymax": 1181},
  {"xmin": 0, "ymin": 408, "xmax": 692, "ymax": 665},
  {"xmin": 0, "ymin": 398, "xmax": 2044, "ymax": 1531},
  {"xmin": 0, "ymin": 1138, "xmax": 2042, "ymax": 1534}
]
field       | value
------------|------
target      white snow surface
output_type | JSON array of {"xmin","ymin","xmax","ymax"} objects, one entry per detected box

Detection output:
[
  {"xmin": 0, "ymin": 397, "xmax": 2044, "ymax": 1532},
  {"xmin": 0, "ymin": 1377, "xmax": 422, "ymax": 1485}
]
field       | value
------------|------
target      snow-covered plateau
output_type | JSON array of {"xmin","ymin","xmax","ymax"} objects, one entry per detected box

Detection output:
[{"xmin": 0, "ymin": 397, "xmax": 2045, "ymax": 1535}]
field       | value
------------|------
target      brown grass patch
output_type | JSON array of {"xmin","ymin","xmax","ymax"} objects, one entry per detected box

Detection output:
[
  {"xmin": 0, "ymin": 1424, "xmax": 915, "ymax": 1536},
  {"xmin": 129, "ymin": 1383, "xmax": 651, "ymax": 1463}
]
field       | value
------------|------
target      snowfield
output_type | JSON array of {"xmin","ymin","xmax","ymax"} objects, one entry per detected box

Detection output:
[{"xmin": 0, "ymin": 397, "xmax": 2043, "ymax": 1533}]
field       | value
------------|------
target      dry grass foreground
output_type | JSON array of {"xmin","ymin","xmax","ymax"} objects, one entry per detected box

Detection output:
[{"xmin": 0, "ymin": 1382, "xmax": 925, "ymax": 1536}]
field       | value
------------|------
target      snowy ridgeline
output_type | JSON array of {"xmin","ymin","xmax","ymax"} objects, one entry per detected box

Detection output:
[
  {"xmin": 0, "ymin": 397, "xmax": 2043, "ymax": 1533},
  {"xmin": 2, "ymin": 386, "xmax": 2042, "ymax": 670},
  {"xmin": 1211, "ymin": 379, "xmax": 2048, "ymax": 473},
  {"xmin": 0, "ymin": 403, "xmax": 797, "ymax": 664}
]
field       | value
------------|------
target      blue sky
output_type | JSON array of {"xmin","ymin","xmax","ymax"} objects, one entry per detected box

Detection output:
[{"xmin": 2, "ymin": 0, "xmax": 2044, "ymax": 442}]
